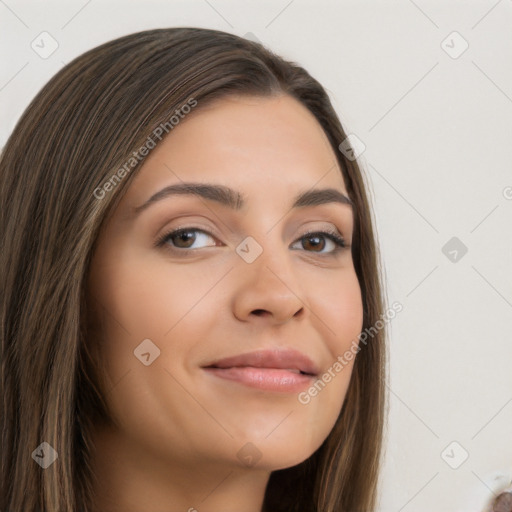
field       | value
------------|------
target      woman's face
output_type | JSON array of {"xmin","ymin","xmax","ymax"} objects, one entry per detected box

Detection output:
[{"xmin": 87, "ymin": 94, "xmax": 363, "ymax": 472}]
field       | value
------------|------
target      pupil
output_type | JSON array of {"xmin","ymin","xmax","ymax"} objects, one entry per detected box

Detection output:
[
  {"xmin": 305, "ymin": 235, "xmax": 324, "ymax": 251},
  {"xmin": 175, "ymin": 230, "xmax": 195, "ymax": 247}
]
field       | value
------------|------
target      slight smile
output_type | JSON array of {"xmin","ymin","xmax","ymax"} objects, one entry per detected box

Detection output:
[{"xmin": 202, "ymin": 349, "xmax": 320, "ymax": 392}]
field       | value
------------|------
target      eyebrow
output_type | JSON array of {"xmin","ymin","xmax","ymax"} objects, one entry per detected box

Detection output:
[{"xmin": 132, "ymin": 182, "xmax": 353, "ymax": 215}]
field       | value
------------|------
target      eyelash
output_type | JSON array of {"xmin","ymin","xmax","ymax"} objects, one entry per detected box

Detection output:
[{"xmin": 155, "ymin": 226, "xmax": 348, "ymax": 256}]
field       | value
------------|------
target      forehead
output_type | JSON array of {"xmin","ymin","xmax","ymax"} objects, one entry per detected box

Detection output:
[{"xmin": 124, "ymin": 94, "xmax": 348, "ymax": 207}]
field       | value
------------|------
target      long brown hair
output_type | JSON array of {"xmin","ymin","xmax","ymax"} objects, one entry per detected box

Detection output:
[{"xmin": 0, "ymin": 27, "xmax": 387, "ymax": 512}]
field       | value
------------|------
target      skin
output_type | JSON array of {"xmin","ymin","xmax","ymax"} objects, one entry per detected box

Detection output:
[{"xmin": 87, "ymin": 94, "xmax": 363, "ymax": 512}]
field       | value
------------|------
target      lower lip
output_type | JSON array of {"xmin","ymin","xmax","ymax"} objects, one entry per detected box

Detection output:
[{"xmin": 203, "ymin": 367, "xmax": 315, "ymax": 392}]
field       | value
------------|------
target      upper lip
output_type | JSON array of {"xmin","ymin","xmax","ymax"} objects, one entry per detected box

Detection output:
[{"xmin": 202, "ymin": 349, "xmax": 319, "ymax": 376}]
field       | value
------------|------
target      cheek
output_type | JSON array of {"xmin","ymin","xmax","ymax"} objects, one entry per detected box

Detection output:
[
  {"xmin": 298, "ymin": 268, "xmax": 363, "ymax": 419},
  {"xmin": 86, "ymin": 249, "xmax": 215, "ymax": 440},
  {"xmin": 89, "ymin": 248, "xmax": 193, "ymax": 336},
  {"xmin": 87, "ymin": 246, "xmax": 218, "ymax": 378},
  {"xmin": 87, "ymin": 250, "xmax": 166, "ymax": 382},
  {"xmin": 309, "ymin": 268, "xmax": 364, "ymax": 356}
]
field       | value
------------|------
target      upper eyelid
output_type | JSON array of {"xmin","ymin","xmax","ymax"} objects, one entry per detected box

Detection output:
[
  {"xmin": 155, "ymin": 210, "xmax": 351, "ymax": 233},
  {"xmin": 147, "ymin": 201, "xmax": 352, "ymax": 229}
]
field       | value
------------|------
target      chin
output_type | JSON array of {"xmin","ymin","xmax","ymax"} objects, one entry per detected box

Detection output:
[{"xmin": 230, "ymin": 433, "xmax": 324, "ymax": 472}]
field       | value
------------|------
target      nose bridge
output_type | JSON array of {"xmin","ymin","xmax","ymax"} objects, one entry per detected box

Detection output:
[
  {"xmin": 232, "ymin": 228, "xmax": 305, "ymax": 322},
  {"xmin": 238, "ymin": 223, "xmax": 293, "ymax": 285}
]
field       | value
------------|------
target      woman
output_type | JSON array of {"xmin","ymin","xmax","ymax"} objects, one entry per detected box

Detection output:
[{"xmin": 1, "ymin": 27, "xmax": 386, "ymax": 512}]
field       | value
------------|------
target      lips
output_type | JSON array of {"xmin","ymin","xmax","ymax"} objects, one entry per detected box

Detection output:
[
  {"xmin": 203, "ymin": 349, "xmax": 319, "ymax": 375},
  {"xmin": 201, "ymin": 349, "xmax": 319, "ymax": 392}
]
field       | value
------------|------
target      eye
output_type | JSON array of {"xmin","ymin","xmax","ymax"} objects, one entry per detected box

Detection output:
[
  {"xmin": 156, "ymin": 226, "xmax": 348, "ymax": 255},
  {"xmin": 290, "ymin": 228, "xmax": 347, "ymax": 255},
  {"xmin": 156, "ymin": 227, "xmax": 218, "ymax": 251}
]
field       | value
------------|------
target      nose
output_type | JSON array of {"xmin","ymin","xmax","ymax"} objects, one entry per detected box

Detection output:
[{"xmin": 231, "ymin": 244, "xmax": 305, "ymax": 326}]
